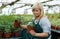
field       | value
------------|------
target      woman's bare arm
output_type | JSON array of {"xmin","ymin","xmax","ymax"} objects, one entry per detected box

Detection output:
[
  {"xmin": 35, "ymin": 32, "xmax": 48, "ymax": 37},
  {"xmin": 29, "ymin": 30, "xmax": 48, "ymax": 38}
]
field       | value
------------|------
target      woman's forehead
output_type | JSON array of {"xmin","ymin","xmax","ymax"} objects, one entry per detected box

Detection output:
[
  {"xmin": 32, "ymin": 5, "xmax": 39, "ymax": 8},
  {"xmin": 32, "ymin": 7, "xmax": 40, "ymax": 11},
  {"xmin": 32, "ymin": 8, "xmax": 39, "ymax": 11},
  {"xmin": 32, "ymin": 5, "xmax": 41, "ymax": 9}
]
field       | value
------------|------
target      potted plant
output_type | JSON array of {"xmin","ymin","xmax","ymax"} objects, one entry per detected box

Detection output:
[
  {"xmin": 4, "ymin": 25, "xmax": 11, "ymax": 38},
  {"xmin": 56, "ymin": 25, "xmax": 60, "ymax": 31},
  {"xmin": 11, "ymin": 16, "xmax": 23, "ymax": 37},
  {"xmin": 10, "ymin": 25, "xmax": 15, "ymax": 37},
  {"xmin": 0, "ymin": 25, "xmax": 4, "ymax": 38},
  {"xmin": 56, "ymin": 21, "xmax": 60, "ymax": 31},
  {"xmin": 51, "ymin": 25, "xmax": 57, "ymax": 30},
  {"xmin": 13, "ymin": 28, "xmax": 21, "ymax": 37}
]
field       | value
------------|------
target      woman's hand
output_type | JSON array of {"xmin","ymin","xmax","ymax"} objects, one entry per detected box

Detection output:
[
  {"xmin": 27, "ymin": 26, "xmax": 34, "ymax": 33},
  {"xmin": 30, "ymin": 31, "xmax": 48, "ymax": 38},
  {"xmin": 30, "ymin": 30, "xmax": 48, "ymax": 37},
  {"xmin": 29, "ymin": 30, "xmax": 36, "ymax": 36}
]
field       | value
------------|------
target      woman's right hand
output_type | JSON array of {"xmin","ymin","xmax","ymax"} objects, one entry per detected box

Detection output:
[{"xmin": 26, "ymin": 26, "xmax": 34, "ymax": 33}]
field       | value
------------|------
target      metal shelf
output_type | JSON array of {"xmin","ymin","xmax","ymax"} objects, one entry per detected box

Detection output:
[
  {"xmin": 51, "ymin": 29, "xmax": 60, "ymax": 34},
  {"xmin": 1, "ymin": 37, "xmax": 22, "ymax": 39}
]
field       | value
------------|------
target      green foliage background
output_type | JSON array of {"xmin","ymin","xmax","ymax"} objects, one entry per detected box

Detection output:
[{"xmin": 0, "ymin": 13, "xmax": 60, "ymax": 32}]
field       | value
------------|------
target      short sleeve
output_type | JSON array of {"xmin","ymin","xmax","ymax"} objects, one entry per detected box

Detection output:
[{"xmin": 39, "ymin": 17, "xmax": 51, "ymax": 34}]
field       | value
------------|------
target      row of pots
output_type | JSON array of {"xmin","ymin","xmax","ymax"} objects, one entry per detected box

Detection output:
[
  {"xmin": 51, "ymin": 25, "xmax": 60, "ymax": 31},
  {"xmin": 0, "ymin": 31, "xmax": 19, "ymax": 38}
]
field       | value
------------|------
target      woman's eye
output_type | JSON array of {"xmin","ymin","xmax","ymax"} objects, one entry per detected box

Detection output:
[
  {"xmin": 32, "ymin": 9, "xmax": 39, "ymax": 12},
  {"xmin": 36, "ymin": 10, "xmax": 38, "ymax": 12},
  {"xmin": 32, "ymin": 9, "xmax": 35, "ymax": 11}
]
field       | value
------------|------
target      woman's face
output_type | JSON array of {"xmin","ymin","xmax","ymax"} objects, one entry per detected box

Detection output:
[{"xmin": 32, "ymin": 8, "xmax": 41, "ymax": 18}]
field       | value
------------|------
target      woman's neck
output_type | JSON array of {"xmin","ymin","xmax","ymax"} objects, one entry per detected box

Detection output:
[
  {"xmin": 35, "ymin": 17, "xmax": 40, "ymax": 20},
  {"xmin": 35, "ymin": 15, "xmax": 45, "ymax": 20}
]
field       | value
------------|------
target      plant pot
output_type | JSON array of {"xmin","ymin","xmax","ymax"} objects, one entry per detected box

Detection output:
[
  {"xmin": 51, "ymin": 25, "xmax": 56, "ymax": 30},
  {"xmin": 14, "ymin": 32, "xmax": 18, "ymax": 37},
  {"xmin": 0, "ymin": 32, "xmax": 3, "ymax": 38},
  {"xmin": 56, "ymin": 26, "xmax": 60, "ymax": 31},
  {"xmin": 11, "ymin": 32, "xmax": 15, "ymax": 37},
  {"xmin": 4, "ymin": 32, "xmax": 11, "ymax": 38},
  {"xmin": 27, "ymin": 26, "xmax": 34, "ymax": 33}
]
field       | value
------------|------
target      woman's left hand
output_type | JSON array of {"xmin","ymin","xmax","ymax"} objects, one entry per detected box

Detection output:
[{"xmin": 29, "ymin": 30, "xmax": 36, "ymax": 36}]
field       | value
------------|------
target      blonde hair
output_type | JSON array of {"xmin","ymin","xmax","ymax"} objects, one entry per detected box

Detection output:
[{"xmin": 32, "ymin": 2, "xmax": 44, "ymax": 19}]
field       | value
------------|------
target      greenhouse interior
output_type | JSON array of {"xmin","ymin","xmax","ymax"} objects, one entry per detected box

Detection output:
[{"xmin": 0, "ymin": 0, "xmax": 60, "ymax": 39}]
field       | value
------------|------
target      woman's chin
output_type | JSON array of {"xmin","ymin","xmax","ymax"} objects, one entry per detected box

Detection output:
[{"xmin": 35, "ymin": 16, "xmax": 39, "ymax": 18}]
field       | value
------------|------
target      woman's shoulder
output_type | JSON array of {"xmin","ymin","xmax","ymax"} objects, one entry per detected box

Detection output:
[
  {"xmin": 39, "ymin": 16, "xmax": 51, "ymax": 27},
  {"xmin": 40, "ymin": 16, "xmax": 48, "ymax": 21},
  {"xmin": 40, "ymin": 16, "xmax": 51, "ymax": 24}
]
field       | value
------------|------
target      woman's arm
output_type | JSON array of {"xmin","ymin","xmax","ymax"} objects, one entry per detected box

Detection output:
[
  {"xmin": 20, "ymin": 25, "xmax": 49, "ymax": 37},
  {"xmin": 20, "ymin": 21, "xmax": 33, "ymax": 29},
  {"xmin": 35, "ymin": 32, "xmax": 48, "ymax": 37},
  {"xmin": 29, "ymin": 30, "xmax": 48, "ymax": 38}
]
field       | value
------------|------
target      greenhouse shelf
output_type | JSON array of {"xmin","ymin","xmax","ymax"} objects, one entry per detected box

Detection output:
[
  {"xmin": 51, "ymin": 29, "xmax": 60, "ymax": 34},
  {"xmin": 0, "ymin": 37, "xmax": 22, "ymax": 39}
]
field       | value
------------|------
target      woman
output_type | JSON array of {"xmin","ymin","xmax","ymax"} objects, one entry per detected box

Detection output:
[{"xmin": 20, "ymin": 2, "xmax": 51, "ymax": 39}]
